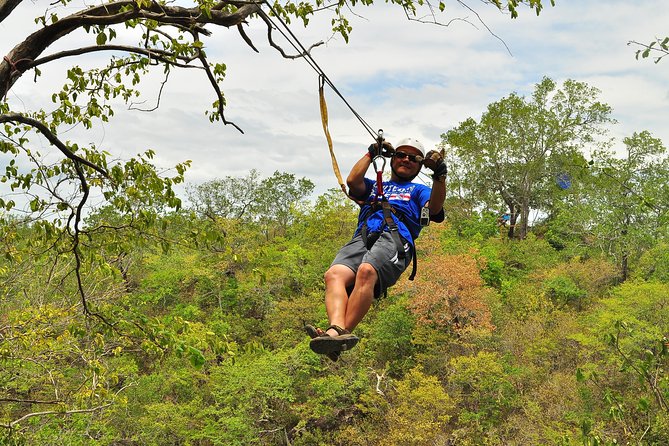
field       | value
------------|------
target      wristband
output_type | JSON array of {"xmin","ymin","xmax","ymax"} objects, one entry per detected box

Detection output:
[{"xmin": 365, "ymin": 152, "xmax": 372, "ymax": 159}]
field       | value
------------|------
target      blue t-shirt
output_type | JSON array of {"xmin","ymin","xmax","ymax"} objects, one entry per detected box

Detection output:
[{"xmin": 353, "ymin": 178, "xmax": 433, "ymax": 245}]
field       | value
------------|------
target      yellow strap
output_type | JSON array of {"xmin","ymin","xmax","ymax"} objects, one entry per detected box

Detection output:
[{"xmin": 319, "ymin": 77, "xmax": 348, "ymax": 197}]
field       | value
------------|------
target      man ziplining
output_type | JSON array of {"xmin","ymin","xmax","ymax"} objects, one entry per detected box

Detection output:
[{"xmin": 307, "ymin": 137, "xmax": 447, "ymax": 361}]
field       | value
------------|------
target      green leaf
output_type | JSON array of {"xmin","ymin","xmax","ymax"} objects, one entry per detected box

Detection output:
[
  {"xmin": 439, "ymin": 1, "xmax": 445, "ymax": 12},
  {"xmin": 637, "ymin": 397, "xmax": 649, "ymax": 412},
  {"xmin": 188, "ymin": 346, "xmax": 206, "ymax": 368},
  {"xmin": 96, "ymin": 32, "xmax": 107, "ymax": 45},
  {"xmin": 661, "ymin": 37, "xmax": 669, "ymax": 50}
]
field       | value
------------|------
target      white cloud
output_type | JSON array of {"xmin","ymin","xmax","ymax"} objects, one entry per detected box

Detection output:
[{"xmin": 2, "ymin": 0, "xmax": 669, "ymax": 200}]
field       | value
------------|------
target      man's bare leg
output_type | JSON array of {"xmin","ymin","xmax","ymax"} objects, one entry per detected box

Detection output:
[
  {"xmin": 343, "ymin": 263, "xmax": 377, "ymax": 333},
  {"xmin": 323, "ymin": 264, "xmax": 356, "ymax": 335},
  {"xmin": 323, "ymin": 263, "xmax": 377, "ymax": 337}
]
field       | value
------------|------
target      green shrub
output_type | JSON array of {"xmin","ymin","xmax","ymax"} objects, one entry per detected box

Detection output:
[
  {"xmin": 544, "ymin": 275, "xmax": 586, "ymax": 309},
  {"xmin": 367, "ymin": 297, "xmax": 416, "ymax": 375}
]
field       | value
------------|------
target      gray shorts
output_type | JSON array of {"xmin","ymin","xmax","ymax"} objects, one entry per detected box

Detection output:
[{"xmin": 331, "ymin": 232, "xmax": 412, "ymax": 298}]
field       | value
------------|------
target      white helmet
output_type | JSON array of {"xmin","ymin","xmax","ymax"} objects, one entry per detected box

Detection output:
[{"xmin": 395, "ymin": 137, "xmax": 425, "ymax": 157}]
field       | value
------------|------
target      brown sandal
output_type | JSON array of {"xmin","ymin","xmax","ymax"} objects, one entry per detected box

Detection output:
[
  {"xmin": 305, "ymin": 325, "xmax": 341, "ymax": 362},
  {"xmin": 309, "ymin": 325, "xmax": 359, "ymax": 355}
]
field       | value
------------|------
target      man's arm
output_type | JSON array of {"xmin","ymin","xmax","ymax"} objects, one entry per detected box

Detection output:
[
  {"xmin": 423, "ymin": 149, "xmax": 447, "ymax": 219},
  {"xmin": 347, "ymin": 153, "xmax": 372, "ymax": 199},
  {"xmin": 428, "ymin": 176, "xmax": 446, "ymax": 217}
]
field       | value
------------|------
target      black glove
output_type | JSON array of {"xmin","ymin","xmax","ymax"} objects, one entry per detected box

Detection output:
[
  {"xmin": 368, "ymin": 141, "xmax": 395, "ymax": 158},
  {"xmin": 423, "ymin": 149, "xmax": 447, "ymax": 180}
]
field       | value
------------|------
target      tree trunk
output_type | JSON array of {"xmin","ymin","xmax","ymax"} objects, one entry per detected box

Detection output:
[
  {"xmin": 621, "ymin": 251, "xmax": 629, "ymax": 282},
  {"xmin": 519, "ymin": 198, "xmax": 530, "ymax": 240},
  {"xmin": 620, "ymin": 215, "xmax": 630, "ymax": 281},
  {"xmin": 508, "ymin": 204, "xmax": 517, "ymax": 239}
]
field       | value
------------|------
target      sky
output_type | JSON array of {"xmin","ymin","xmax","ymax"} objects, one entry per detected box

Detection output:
[{"xmin": 2, "ymin": 0, "xmax": 669, "ymax": 201}]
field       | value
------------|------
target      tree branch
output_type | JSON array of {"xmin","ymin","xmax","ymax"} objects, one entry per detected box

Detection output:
[
  {"xmin": 0, "ymin": 403, "xmax": 112, "ymax": 429},
  {"xmin": 0, "ymin": 0, "xmax": 22, "ymax": 23},
  {"xmin": 0, "ymin": 397, "xmax": 62, "ymax": 404},
  {"xmin": 258, "ymin": 8, "xmax": 325, "ymax": 59},
  {"xmin": 628, "ymin": 38, "xmax": 669, "ymax": 64},
  {"xmin": 129, "ymin": 70, "xmax": 170, "ymax": 112},
  {"xmin": 195, "ymin": 46, "xmax": 244, "ymax": 133},
  {"xmin": 237, "ymin": 22, "xmax": 260, "ymax": 53},
  {"xmin": 1, "ymin": 0, "xmax": 262, "ymax": 97},
  {"xmin": 456, "ymin": 0, "xmax": 512, "ymax": 55},
  {"xmin": 29, "ymin": 44, "xmax": 200, "ymax": 71},
  {"xmin": 0, "ymin": 114, "xmax": 108, "ymax": 178}
]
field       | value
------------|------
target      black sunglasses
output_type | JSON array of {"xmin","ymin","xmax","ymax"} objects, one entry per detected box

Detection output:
[{"xmin": 393, "ymin": 151, "xmax": 422, "ymax": 163}]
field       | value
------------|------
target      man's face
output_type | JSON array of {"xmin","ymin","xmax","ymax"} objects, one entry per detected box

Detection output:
[{"xmin": 391, "ymin": 146, "xmax": 422, "ymax": 180}]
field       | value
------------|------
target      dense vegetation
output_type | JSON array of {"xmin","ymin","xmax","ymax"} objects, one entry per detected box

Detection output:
[
  {"xmin": 2, "ymin": 120, "xmax": 669, "ymax": 444},
  {"xmin": 5, "ymin": 0, "xmax": 669, "ymax": 443}
]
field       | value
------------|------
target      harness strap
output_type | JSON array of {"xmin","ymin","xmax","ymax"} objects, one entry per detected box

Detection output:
[
  {"xmin": 318, "ymin": 76, "xmax": 349, "ymax": 198},
  {"xmin": 408, "ymin": 248, "xmax": 417, "ymax": 281},
  {"xmin": 380, "ymin": 200, "xmax": 406, "ymax": 261},
  {"xmin": 359, "ymin": 199, "xmax": 419, "ymax": 281}
]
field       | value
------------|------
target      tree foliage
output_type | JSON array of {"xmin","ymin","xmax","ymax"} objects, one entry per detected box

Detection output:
[
  {"xmin": 443, "ymin": 76, "xmax": 613, "ymax": 239},
  {"xmin": 401, "ymin": 249, "xmax": 495, "ymax": 333},
  {"xmin": 629, "ymin": 36, "xmax": 669, "ymax": 64}
]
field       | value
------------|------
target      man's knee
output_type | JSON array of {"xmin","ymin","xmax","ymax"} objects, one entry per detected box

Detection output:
[
  {"xmin": 324, "ymin": 265, "xmax": 354, "ymax": 287},
  {"xmin": 356, "ymin": 263, "xmax": 377, "ymax": 286}
]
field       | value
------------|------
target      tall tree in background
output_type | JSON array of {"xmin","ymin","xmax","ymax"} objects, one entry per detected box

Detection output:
[
  {"xmin": 443, "ymin": 77, "xmax": 612, "ymax": 239},
  {"xmin": 587, "ymin": 131, "xmax": 669, "ymax": 280},
  {"xmin": 188, "ymin": 169, "xmax": 314, "ymax": 237}
]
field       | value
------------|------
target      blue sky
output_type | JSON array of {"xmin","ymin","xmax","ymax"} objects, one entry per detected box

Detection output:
[{"xmin": 2, "ymin": 0, "xmax": 669, "ymax": 202}]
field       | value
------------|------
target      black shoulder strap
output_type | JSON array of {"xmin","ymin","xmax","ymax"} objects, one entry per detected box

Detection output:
[{"xmin": 380, "ymin": 200, "xmax": 405, "ymax": 260}]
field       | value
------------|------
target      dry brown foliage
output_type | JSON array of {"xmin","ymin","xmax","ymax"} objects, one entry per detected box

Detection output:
[{"xmin": 397, "ymin": 249, "xmax": 495, "ymax": 334}]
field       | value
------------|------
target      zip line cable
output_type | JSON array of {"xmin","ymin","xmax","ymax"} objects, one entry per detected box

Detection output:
[{"xmin": 260, "ymin": 1, "xmax": 379, "ymax": 141}]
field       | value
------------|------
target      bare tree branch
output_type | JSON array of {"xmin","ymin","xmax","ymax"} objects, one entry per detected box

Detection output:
[
  {"xmin": 0, "ymin": 403, "xmax": 112, "ymax": 429},
  {"xmin": 194, "ymin": 37, "xmax": 244, "ymax": 133},
  {"xmin": 258, "ymin": 8, "xmax": 325, "ymax": 59},
  {"xmin": 456, "ymin": 0, "xmax": 512, "ymax": 55},
  {"xmin": 237, "ymin": 22, "xmax": 260, "ymax": 53},
  {"xmin": 0, "ymin": 0, "xmax": 23, "ymax": 23},
  {"xmin": 129, "ymin": 70, "xmax": 170, "ymax": 112},
  {"xmin": 0, "ymin": 114, "xmax": 108, "ymax": 178},
  {"xmin": 0, "ymin": 398, "xmax": 62, "ymax": 404},
  {"xmin": 29, "ymin": 44, "xmax": 200, "ymax": 70}
]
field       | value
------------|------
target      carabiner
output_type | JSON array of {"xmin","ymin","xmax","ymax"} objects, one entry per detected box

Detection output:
[{"xmin": 372, "ymin": 154, "xmax": 386, "ymax": 174}]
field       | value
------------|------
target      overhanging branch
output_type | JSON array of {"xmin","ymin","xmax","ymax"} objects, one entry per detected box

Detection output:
[
  {"xmin": 196, "ymin": 47, "xmax": 244, "ymax": 133},
  {"xmin": 1, "ymin": 0, "xmax": 262, "ymax": 97},
  {"xmin": 29, "ymin": 44, "xmax": 201, "ymax": 70},
  {"xmin": 0, "ymin": 114, "xmax": 108, "ymax": 178},
  {"xmin": 0, "ymin": 0, "xmax": 22, "ymax": 23}
]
